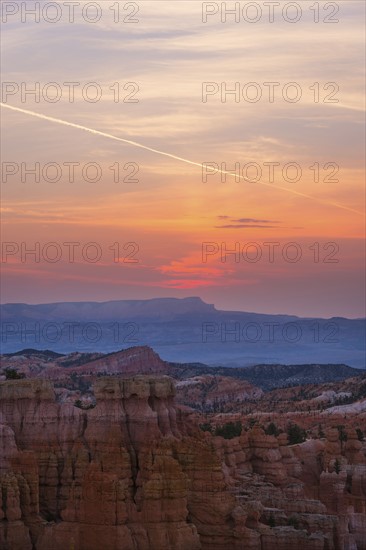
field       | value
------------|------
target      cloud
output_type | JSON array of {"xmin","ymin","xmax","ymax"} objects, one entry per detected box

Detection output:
[
  {"xmin": 215, "ymin": 224, "xmax": 279, "ymax": 229},
  {"xmin": 215, "ymin": 217, "xmax": 281, "ymax": 228},
  {"xmin": 231, "ymin": 218, "xmax": 280, "ymax": 224}
]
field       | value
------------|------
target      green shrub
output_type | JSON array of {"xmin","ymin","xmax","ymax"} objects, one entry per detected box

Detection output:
[
  {"xmin": 199, "ymin": 423, "xmax": 213, "ymax": 433},
  {"xmin": 215, "ymin": 421, "xmax": 242, "ymax": 439},
  {"xmin": 5, "ymin": 368, "xmax": 25, "ymax": 380},
  {"xmin": 268, "ymin": 514, "xmax": 276, "ymax": 528},
  {"xmin": 287, "ymin": 423, "xmax": 306, "ymax": 445},
  {"xmin": 337, "ymin": 425, "xmax": 348, "ymax": 442},
  {"xmin": 265, "ymin": 422, "xmax": 281, "ymax": 436},
  {"xmin": 74, "ymin": 399, "xmax": 95, "ymax": 410},
  {"xmin": 288, "ymin": 516, "xmax": 299, "ymax": 529}
]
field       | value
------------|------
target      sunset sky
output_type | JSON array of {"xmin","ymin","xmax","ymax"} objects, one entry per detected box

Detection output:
[{"xmin": 1, "ymin": 0, "xmax": 365, "ymax": 317}]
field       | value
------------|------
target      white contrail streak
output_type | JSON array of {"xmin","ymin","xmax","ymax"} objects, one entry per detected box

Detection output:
[{"xmin": 1, "ymin": 102, "xmax": 363, "ymax": 215}]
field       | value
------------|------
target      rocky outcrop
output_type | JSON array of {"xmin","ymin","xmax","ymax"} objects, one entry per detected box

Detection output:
[
  {"xmin": 175, "ymin": 375, "xmax": 263, "ymax": 412},
  {"xmin": 0, "ymin": 378, "xmax": 253, "ymax": 550},
  {"xmin": 75, "ymin": 347, "xmax": 169, "ymax": 376},
  {"xmin": 211, "ymin": 424, "xmax": 366, "ymax": 549},
  {"xmin": 1, "ymin": 378, "xmax": 365, "ymax": 550},
  {"xmin": 0, "ymin": 346, "xmax": 170, "ymax": 381}
]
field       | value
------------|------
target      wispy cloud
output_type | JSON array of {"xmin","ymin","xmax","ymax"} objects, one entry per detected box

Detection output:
[
  {"xmin": 215, "ymin": 216, "xmax": 281, "ymax": 229},
  {"xmin": 215, "ymin": 224, "xmax": 279, "ymax": 229},
  {"xmin": 231, "ymin": 218, "xmax": 280, "ymax": 224}
]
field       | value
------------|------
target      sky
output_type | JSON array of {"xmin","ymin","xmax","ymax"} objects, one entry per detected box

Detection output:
[{"xmin": 1, "ymin": 0, "xmax": 365, "ymax": 317}]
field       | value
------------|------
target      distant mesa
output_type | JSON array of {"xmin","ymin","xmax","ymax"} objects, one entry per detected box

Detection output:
[{"xmin": 0, "ymin": 298, "xmax": 364, "ymax": 367}]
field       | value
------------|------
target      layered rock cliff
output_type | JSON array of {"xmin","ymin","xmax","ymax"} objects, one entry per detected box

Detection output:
[
  {"xmin": 0, "ymin": 378, "xmax": 253, "ymax": 550},
  {"xmin": 0, "ymin": 378, "xmax": 365, "ymax": 549},
  {"xmin": 175, "ymin": 375, "xmax": 263, "ymax": 412}
]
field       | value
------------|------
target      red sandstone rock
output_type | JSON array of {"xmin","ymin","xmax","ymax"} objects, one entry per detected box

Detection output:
[{"xmin": 1, "ymin": 377, "xmax": 365, "ymax": 550}]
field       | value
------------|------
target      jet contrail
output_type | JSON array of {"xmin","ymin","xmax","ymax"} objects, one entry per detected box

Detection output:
[{"xmin": 1, "ymin": 102, "xmax": 363, "ymax": 215}]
